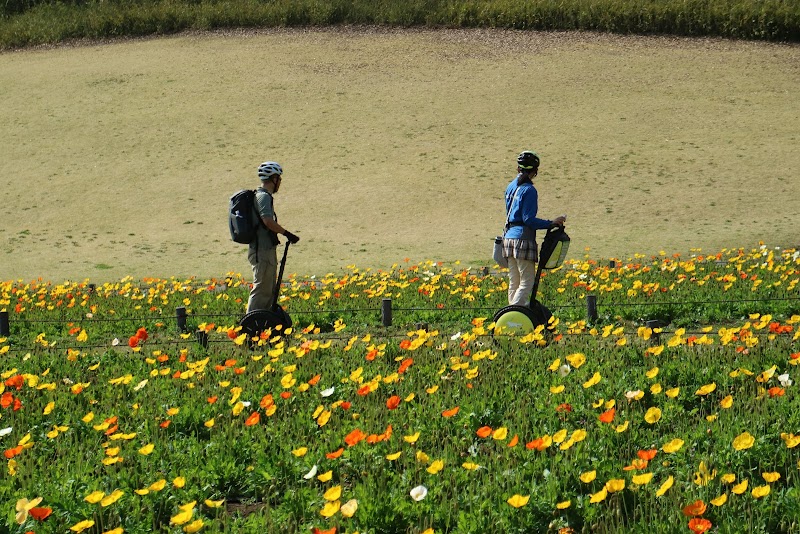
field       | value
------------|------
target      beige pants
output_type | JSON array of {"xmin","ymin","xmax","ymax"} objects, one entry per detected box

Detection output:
[
  {"xmin": 247, "ymin": 245, "xmax": 278, "ymax": 313},
  {"xmin": 507, "ymin": 257, "xmax": 537, "ymax": 306}
]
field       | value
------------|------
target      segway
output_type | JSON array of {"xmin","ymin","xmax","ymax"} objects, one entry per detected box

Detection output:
[
  {"xmin": 493, "ymin": 224, "xmax": 570, "ymax": 337},
  {"xmin": 239, "ymin": 242, "xmax": 293, "ymax": 344}
]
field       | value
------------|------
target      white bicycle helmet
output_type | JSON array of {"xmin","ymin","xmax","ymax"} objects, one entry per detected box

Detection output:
[{"xmin": 257, "ymin": 161, "xmax": 283, "ymax": 180}]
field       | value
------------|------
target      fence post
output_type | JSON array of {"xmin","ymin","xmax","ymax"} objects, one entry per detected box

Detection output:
[
  {"xmin": 176, "ymin": 306, "xmax": 188, "ymax": 332},
  {"xmin": 0, "ymin": 310, "xmax": 9, "ymax": 337},
  {"xmin": 88, "ymin": 283, "xmax": 96, "ymax": 294},
  {"xmin": 480, "ymin": 266, "xmax": 489, "ymax": 276},
  {"xmin": 646, "ymin": 320, "xmax": 661, "ymax": 344},
  {"xmin": 609, "ymin": 260, "xmax": 616, "ymax": 269},
  {"xmin": 381, "ymin": 298, "xmax": 392, "ymax": 327},
  {"xmin": 586, "ymin": 295, "xmax": 598, "ymax": 323},
  {"xmin": 196, "ymin": 330, "xmax": 208, "ymax": 349}
]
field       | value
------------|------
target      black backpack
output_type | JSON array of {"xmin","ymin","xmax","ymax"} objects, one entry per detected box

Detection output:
[{"xmin": 229, "ymin": 190, "xmax": 260, "ymax": 244}]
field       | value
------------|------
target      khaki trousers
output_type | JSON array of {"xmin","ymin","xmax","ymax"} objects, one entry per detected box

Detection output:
[
  {"xmin": 507, "ymin": 257, "xmax": 537, "ymax": 306},
  {"xmin": 247, "ymin": 245, "xmax": 278, "ymax": 313}
]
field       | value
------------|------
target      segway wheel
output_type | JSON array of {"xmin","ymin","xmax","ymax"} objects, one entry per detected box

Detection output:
[
  {"xmin": 492, "ymin": 301, "xmax": 552, "ymax": 337},
  {"xmin": 239, "ymin": 307, "xmax": 292, "ymax": 345}
]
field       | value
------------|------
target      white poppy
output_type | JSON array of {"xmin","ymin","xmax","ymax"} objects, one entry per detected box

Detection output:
[
  {"xmin": 320, "ymin": 387, "xmax": 335, "ymax": 398},
  {"xmin": 779, "ymin": 373, "xmax": 792, "ymax": 387},
  {"xmin": 558, "ymin": 364, "xmax": 571, "ymax": 377},
  {"xmin": 303, "ymin": 465, "xmax": 318, "ymax": 480},
  {"xmin": 0, "ymin": 427, "xmax": 12, "ymax": 437},
  {"xmin": 410, "ymin": 485, "xmax": 428, "ymax": 501}
]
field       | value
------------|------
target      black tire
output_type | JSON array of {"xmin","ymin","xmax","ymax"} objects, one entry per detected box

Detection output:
[{"xmin": 239, "ymin": 307, "xmax": 292, "ymax": 343}]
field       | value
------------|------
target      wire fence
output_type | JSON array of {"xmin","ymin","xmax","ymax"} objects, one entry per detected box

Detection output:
[{"xmin": 2, "ymin": 293, "xmax": 798, "ymax": 355}]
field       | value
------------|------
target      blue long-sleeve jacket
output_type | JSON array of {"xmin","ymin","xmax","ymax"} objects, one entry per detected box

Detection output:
[{"xmin": 504, "ymin": 176, "xmax": 552, "ymax": 240}]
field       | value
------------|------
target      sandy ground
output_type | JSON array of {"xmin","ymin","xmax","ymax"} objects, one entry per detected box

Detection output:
[{"xmin": 2, "ymin": 27, "xmax": 799, "ymax": 282}]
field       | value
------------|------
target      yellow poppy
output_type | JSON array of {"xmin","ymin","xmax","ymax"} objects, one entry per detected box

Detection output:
[
  {"xmin": 506, "ymin": 494, "xmax": 530, "ymax": 508},
  {"xmin": 732, "ymin": 432, "xmax": 755, "ymax": 451},
  {"xmin": 580, "ymin": 471, "xmax": 596, "ymax": 483},
  {"xmin": 644, "ymin": 407, "xmax": 662, "ymax": 424},
  {"xmin": 655, "ymin": 476, "xmax": 674, "ymax": 497}
]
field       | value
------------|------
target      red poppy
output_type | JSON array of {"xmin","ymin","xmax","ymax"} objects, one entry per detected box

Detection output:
[
  {"xmin": 442, "ymin": 406, "xmax": 460, "ymax": 418},
  {"xmin": 1, "ymin": 392, "xmax": 14, "ymax": 409},
  {"xmin": 340, "ymin": 401, "xmax": 351, "ymax": 410},
  {"xmin": 128, "ymin": 336, "xmax": 139, "ymax": 348},
  {"xmin": 325, "ymin": 447, "xmax": 344, "ymax": 459},
  {"xmin": 399, "ymin": 339, "xmax": 412, "ymax": 350},
  {"xmin": 356, "ymin": 385, "xmax": 371, "ymax": 396},
  {"xmin": 227, "ymin": 328, "xmax": 238, "ymax": 340},
  {"xmin": 280, "ymin": 391, "xmax": 292, "ymax": 400},
  {"xmin": 312, "ymin": 527, "xmax": 337, "ymax": 534},
  {"xmin": 386, "ymin": 395, "xmax": 401, "ymax": 410},
  {"xmin": 598, "ymin": 407, "xmax": 616, "ymax": 423},
  {"xmin": 160, "ymin": 420, "xmax": 171, "ymax": 429},
  {"xmin": 136, "ymin": 327, "xmax": 148, "ymax": 341},
  {"xmin": 556, "ymin": 403, "xmax": 573, "ymax": 413},
  {"xmin": 29, "ymin": 507, "xmax": 52, "ymax": 521}
]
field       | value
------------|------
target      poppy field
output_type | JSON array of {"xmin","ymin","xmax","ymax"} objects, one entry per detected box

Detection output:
[{"xmin": 1, "ymin": 244, "xmax": 799, "ymax": 533}]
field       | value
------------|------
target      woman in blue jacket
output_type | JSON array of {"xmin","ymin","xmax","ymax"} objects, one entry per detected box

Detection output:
[{"xmin": 503, "ymin": 151, "xmax": 566, "ymax": 306}]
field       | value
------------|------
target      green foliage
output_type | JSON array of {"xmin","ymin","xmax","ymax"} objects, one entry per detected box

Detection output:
[{"xmin": 1, "ymin": 0, "xmax": 799, "ymax": 49}]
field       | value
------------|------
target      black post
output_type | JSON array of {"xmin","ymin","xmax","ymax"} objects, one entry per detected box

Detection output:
[
  {"xmin": 609, "ymin": 260, "xmax": 616, "ymax": 269},
  {"xmin": 88, "ymin": 283, "xmax": 96, "ymax": 293},
  {"xmin": 381, "ymin": 298, "xmax": 392, "ymax": 327},
  {"xmin": 480, "ymin": 266, "xmax": 489, "ymax": 276},
  {"xmin": 176, "ymin": 306, "xmax": 188, "ymax": 332},
  {"xmin": 586, "ymin": 295, "xmax": 598, "ymax": 323},
  {"xmin": 196, "ymin": 330, "xmax": 208, "ymax": 349},
  {"xmin": 0, "ymin": 310, "xmax": 9, "ymax": 337},
  {"xmin": 646, "ymin": 320, "xmax": 661, "ymax": 344}
]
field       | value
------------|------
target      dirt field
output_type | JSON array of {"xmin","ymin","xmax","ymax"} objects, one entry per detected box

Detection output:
[{"xmin": 2, "ymin": 28, "xmax": 799, "ymax": 282}]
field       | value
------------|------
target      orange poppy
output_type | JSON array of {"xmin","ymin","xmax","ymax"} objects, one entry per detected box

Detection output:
[
  {"xmin": 160, "ymin": 420, "xmax": 171, "ymax": 429},
  {"xmin": 365, "ymin": 349, "xmax": 379, "ymax": 361},
  {"xmin": 308, "ymin": 374, "xmax": 321, "ymax": 386},
  {"xmin": 4, "ymin": 375, "xmax": 24, "ymax": 390},
  {"xmin": 224, "ymin": 358, "xmax": 237, "ymax": 367},
  {"xmin": 398, "ymin": 358, "xmax": 414, "ymax": 374},
  {"xmin": 312, "ymin": 528, "xmax": 337, "ymax": 534},
  {"xmin": 598, "ymin": 407, "xmax": 616, "ymax": 423},
  {"xmin": 637, "ymin": 449, "xmax": 658, "ymax": 461},
  {"xmin": 386, "ymin": 395, "xmax": 401, "ymax": 410},
  {"xmin": 526, "ymin": 438, "xmax": 545, "ymax": 451},
  {"xmin": 442, "ymin": 406, "xmax": 460, "ymax": 418},
  {"xmin": 688, "ymin": 518, "xmax": 712, "ymax": 534},
  {"xmin": 260, "ymin": 394, "xmax": 274, "ymax": 409},
  {"xmin": 682, "ymin": 500, "xmax": 707, "ymax": 517},
  {"xmin": 3, "ymin": 445, "xmax": 22, "ymax": 459},
  {"xmin": 507, "ymin": 435, "xmax": 519, "ymax": 447},
  {"xmin": 399, "ymin": 339, "xmax": 412, "ymax": 350},
  {"xmin": 1, "ymin": 392, "xmax": 14, "ymax": 409},
  {"xmin": 244, "ymin": 412, "xmax": 260, "ymax": 426},
  {"xmin": 207, "ymin": 396, "xmax": 218, "ymax": 404},
  {"xmin": 280, "ymin": 391, "xmax": 292, "ymax": 400},
  {"xmin": 345, "ymin": 428, "xmax": 367, "ymax": 447},
  {"xmin": 326, "ymin": 447, "xmax": 344, "ymax": 459},
  {"xmin": 768, "ymin": 387, "xmax": 785, "ymax": 398},
  {"xmin": 476, "ymin": 426, "xmax": 492, "ymax": 438},
  {"xmin": 356, "ymin": 385, "xmax": 371, "ymax": 396}
]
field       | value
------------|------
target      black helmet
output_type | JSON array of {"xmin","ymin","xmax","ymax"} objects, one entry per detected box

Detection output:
[{"xmin": 517, "ymin": 151, "xmax": 540, "ymax": 171}]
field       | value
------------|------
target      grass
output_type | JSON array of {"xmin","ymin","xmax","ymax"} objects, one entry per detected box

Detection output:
[
  {"xmin": 1, "ymin": 28, "xmax": 799, "ymax": 283},
  {"xmin": 1, "ymin": 0, "xmax": 799, "ymax": 48}
]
